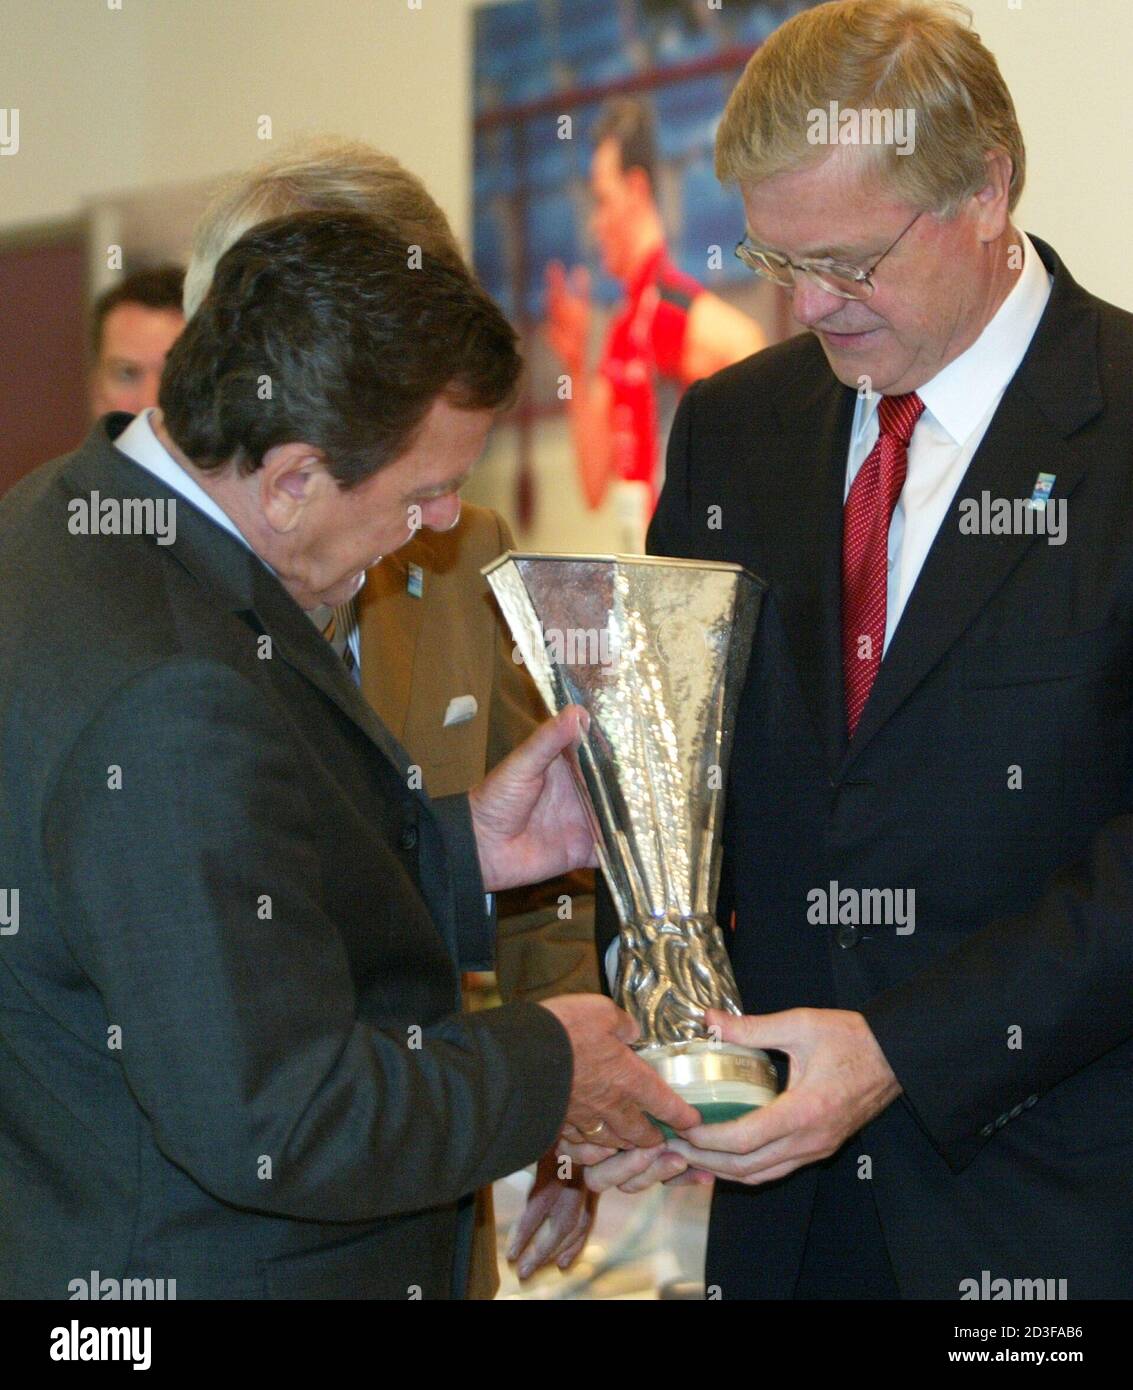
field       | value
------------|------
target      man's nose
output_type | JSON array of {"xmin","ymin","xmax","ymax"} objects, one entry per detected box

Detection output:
[{"xmin": 790, "ymin": 276, "xmax": 849, "ymax": 329}]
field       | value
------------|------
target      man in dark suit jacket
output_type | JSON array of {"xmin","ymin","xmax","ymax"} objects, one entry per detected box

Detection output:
[
  {"xmin": 178, "ymin": 136, "xmax": 602, "ymax": 1296},
  {"xmin": 0, "ymin": 211, "xmax": 696, "ymax": 1299},
  {"xmin": 585, "ymin": 0, "xmax": 1133, "ymax": 1299}
]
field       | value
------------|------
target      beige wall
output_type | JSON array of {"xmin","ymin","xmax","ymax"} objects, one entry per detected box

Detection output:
[
  {"xmin": 0, "ymin": 0, "xmax": 478, "ymax": 245},
  {"xmin": 2, "ymin": 0, "xmax": 1131, "ymax": 304},
  {"xmin": 1, "ymin": 0, "xmax": 1129, "ymax": 542},
  {"xmin": 962, "ymin": 0, "xmax": 1133, "ymax": 310}
]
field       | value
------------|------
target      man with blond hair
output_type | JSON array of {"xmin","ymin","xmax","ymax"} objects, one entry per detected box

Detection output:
[
  {"xmin": 585, "ymin": 0, "xmax": 1133, "ymax": 1299},
  {"xmin": 181, "ymin": 136, "xmax": 603, "ymax": 1295}
]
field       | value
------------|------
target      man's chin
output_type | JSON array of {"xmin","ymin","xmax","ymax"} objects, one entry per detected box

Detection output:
[
  {"xmin": 316, "ymin": 570, "xmax": 367, "ymax": 608},
  {"xmin": 815, "ymin": 330, "xmax": 891, "ymax": 385}
]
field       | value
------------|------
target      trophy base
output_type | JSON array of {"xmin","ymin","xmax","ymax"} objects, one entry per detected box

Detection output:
[{"xmin": 639, "ymin": 1039, "xmax": 779, "ymax": 1138}]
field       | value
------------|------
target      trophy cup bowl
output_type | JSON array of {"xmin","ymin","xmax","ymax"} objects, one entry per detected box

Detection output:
[{"xmin": 483, "ymin": 553, "xmax": 779, "ymax": 1129}]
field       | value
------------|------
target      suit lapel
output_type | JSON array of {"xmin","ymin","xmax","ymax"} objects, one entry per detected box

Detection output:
[
  {"xmin": 243, "ymin": 563, "xmax": 420, "ymax": 783},
  {"xmin": 759, "ymin": 364, "xmax": 856, "ymax": 776},
  {"xmin": 842, "ymin": 237, "xmax": 1104, "ymax": 769}
]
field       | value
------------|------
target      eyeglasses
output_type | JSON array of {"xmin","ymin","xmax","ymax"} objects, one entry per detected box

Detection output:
[{"xmin": 734, "ymin": 211, "xmax": 923, "ymax": 301}]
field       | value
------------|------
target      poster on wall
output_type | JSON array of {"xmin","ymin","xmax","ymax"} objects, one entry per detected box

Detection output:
[{"xmin": 472, "ymin": 0, "xmax": 818, "ymax": 549}]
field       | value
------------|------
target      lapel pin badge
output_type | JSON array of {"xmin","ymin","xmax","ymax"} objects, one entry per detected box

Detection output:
[
  {"xmin": 1028, "ymin": 472, "xmax": 1056, "ymax": 510},
  {"xmin": 407, "ymin": 562, "xmax": 424, "ymax": 598}
]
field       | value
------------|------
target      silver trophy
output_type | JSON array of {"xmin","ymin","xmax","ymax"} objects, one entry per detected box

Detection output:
[{"xmin": 484, "ymin": 553, "xmax": 778, "ymax": 1125}]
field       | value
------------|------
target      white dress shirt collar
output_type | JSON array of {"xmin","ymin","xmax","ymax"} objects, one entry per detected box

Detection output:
[
  {"xmin": 112, "ymin": 407, "xmax": 259, "ymax": 555},
  {"xmin": 853, "ymin": 230, "xmax": 1052, "ymax": 448},
  {"xmin": 113, "ymin": 410, "xmax": 369, "ymax": 614}
]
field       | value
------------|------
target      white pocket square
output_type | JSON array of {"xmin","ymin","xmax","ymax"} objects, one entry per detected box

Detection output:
[{"xmin": 443, "ymin": 695, "xmax": 478, "ymax": 727}]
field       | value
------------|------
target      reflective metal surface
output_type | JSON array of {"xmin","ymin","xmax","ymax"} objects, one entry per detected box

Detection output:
[
  {"xmin": 484, "ymin": 553, "xmax": 768, "ymax": 1055},
  {"xmin": 642, "ymin": 1040, "xmax": 777, "ymax": 1092}
]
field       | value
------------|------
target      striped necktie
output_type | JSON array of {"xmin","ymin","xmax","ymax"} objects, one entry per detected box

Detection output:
[
  {"xmin": 317, "ymin": 599, "xmax": 360, "ymax": 685},
  {"xmin": 842, "ymin": 392, "xmax": 924, "ymax": 737}
]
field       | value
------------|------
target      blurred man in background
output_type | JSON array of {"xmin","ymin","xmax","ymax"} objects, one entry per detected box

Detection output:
[
  {"xmin": 89, "ymin": 264, "xmax": 184, "ymax": 418},
  {"xmin": 545, "ymin": 97, "xmax": 765, "ymax": 541}
]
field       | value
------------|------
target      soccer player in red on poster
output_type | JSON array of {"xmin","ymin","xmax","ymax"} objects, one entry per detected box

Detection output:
[{"xmin": 545, "ymin": 97, "xmax": 765, "ymax": 547}]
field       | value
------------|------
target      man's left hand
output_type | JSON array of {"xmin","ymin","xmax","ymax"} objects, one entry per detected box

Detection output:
[
  {"xmin": 660, "ymin": 1007, "xmax": 902, "ymax": 1186},
  {"xmin": 506, "ymin": 1149, "xmax": 598, "ymax": 1280}
]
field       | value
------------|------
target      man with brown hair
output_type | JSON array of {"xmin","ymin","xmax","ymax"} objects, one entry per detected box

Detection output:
[
  {"xmin": 183, "ymin": 137, "xmax": 604, "ymax": 1294},
  {"xmin": 0, "ymin": 211, "xmax": 698, "ymax": 1299},
  {"xmin": 585, "ymin": 0, "xmax": 1133, "ymax": 1300},
  {"xmin": 545, "ymin": 96, "xmax": 765, "ymax": 535},
  {"xmin": 89, "ymin": 264, "xmax": 185, "ymax": 419}
]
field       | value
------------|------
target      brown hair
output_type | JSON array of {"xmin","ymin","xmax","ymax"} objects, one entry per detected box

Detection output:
[
  {"xmin": 92, "ymin": 265, "xmax": 185, "ymax": 352},
  {"xmin": 592, "ymin": 97, "xmax": 658, "ymax": 191},
  {"xmin": 161, "ymin": 212, "xmax": 521, "ymax": 487}
]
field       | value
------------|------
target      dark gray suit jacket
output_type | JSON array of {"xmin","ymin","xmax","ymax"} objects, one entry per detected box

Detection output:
[{"xmin": 0, "ymin": 416, "xmax": 572, "ymax": 1299}]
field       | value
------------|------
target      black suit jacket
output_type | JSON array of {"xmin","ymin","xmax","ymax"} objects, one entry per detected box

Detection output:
[
  {"xmin": 0, "ymin": 417, "xmax": 572, "ymax": 1299},
  {"xmin": 597, "ymin": 237, "xmax": 1133, "ymax": 1298}
]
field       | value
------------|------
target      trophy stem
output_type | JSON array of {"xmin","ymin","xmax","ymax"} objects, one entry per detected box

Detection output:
[
  {"xmin": 614, "ymin": 912, "xmax": 743, "ymax": 1044},
  {"xmin": 616, "ymin": 912, "xmax": 779, "ymax": 1128}
]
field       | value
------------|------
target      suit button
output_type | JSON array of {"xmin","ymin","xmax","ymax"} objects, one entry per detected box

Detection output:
[
  {"xmin": 398, "ymin": 824, "xmax": 419, "ymax": 851},
  {"xmin": 1009, "ymin": 1103, "xmax": 1024, "ymax": 1120},
  {"xmin": 994, "ymin": 1113, "xmax": 1008, "ymax": 1129},
  {"xmin": 835, "ymin": 924, "xmax": 861, "ymax": 949},
  {"xmin": 979, "ymin": 1123, "xmax": 995, "ymax": 1138},
  {"xmin": 1024, "ymin": 1094, "xmax": 1038, "ymax": 1108}
]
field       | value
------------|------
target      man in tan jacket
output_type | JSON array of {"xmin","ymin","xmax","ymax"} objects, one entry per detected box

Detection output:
[
  {"xmin": 359, "ymin": 504, "xmax": 600, "ymax": 1296},
  {"xmin": 360, "ymin": 504, "xmax": 598, "ymax": 1000},
  {"xmin": 183, "ymin": 137, "xmax": 601, "ymax": 1297}
]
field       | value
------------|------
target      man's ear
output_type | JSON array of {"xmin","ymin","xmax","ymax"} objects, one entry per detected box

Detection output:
[
  {"xmin": 973, "ymin": 148, "xmax": 1013, "ymax": 242},
  {"xmin": 258, "ymin": 442, "xmax": 330, "ymax": 533}
]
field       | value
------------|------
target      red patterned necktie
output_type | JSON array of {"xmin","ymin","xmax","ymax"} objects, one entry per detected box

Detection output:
[{"xmin": 842, "ymin": 391, "xmax": 925, "ymax": 737}]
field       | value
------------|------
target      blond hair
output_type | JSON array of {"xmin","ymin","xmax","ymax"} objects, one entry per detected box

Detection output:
[
  {"xmin": 715, "ymin": 0, "xmax": 1025, "ymax": 217},
  {"xmin": 183, "ymin": 135, "xmax": 467, "ymax": 317}
]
